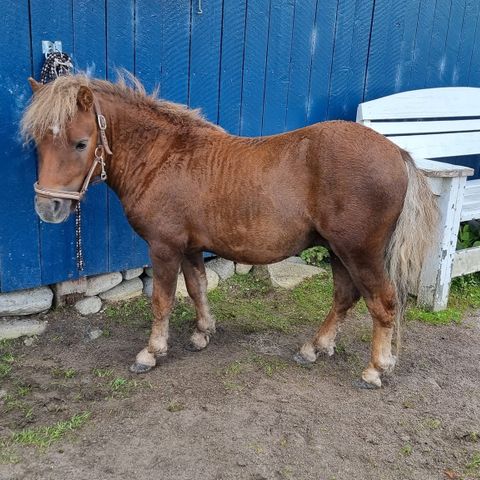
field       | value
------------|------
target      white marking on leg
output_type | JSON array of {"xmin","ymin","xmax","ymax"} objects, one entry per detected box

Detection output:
[
  {"xmin": 135, "ymin": 347, "xmax": 156, "ymax": 367},
  {"xmin": 299, "ymin": 342, "xmax": 318, "ymax": 363},
  {"xmin": 190, "ymin": 330, "xmax": 209, "ymax": 350},
  {"xmin": 362, "ymin": 365, "xmax": 382, "ymax": 388}
]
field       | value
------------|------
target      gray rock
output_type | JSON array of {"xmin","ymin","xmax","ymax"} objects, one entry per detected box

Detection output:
[
  {"xmin": 52, "ymin": 277, "xmax": 87, "ymax": 299},
  {"xmin": 122, "ymin": 268, "xmax": 144, "ymax": 280},
  {"xmin": 143, "ymin": 270, "xmax": 220, "ymax": 298},
  {"xmin": 235, "ymin": 263, "xmax": 253, "ymax": 275},
  {"xmin": 0, "ymin": 388, "xmax": 7, "ymax": 400},
  {"xmin": 206, "ymin": 258, "xmax": 235, "ymax": 280},
  {"xmin": 145, "ymin": 267, "xmax": 153, "ymax": 278},
  {"xmin": 99, "ymin": 278, "xmax": 143, "ymax": 302},
  {"xmin": 0, "ymin": 318, "xmax": 48, "ymax": 340},
  {"xmin": 86, "ymin": 327, "xmax": 103, "ymax": 341},
  {"xmin": 85, "ymin": 272, "xmax": 122, "ymax": 297},
  {"xmin": 142, "ymin": 276, "xmax": 153, "ymax": 297},
  {"xmin": 285, "ymin": 256, "xmax": 307, "ymax": 265},
  {"xmin": 0, "ymin": 286, "xmax": 53, "ymax": 316},
  {"xmin": 267, "ymin": 261, "xmax": 324, "ymax": 289},
  {"xmin": 75, "ymin": 296, "xmax": 102, "ymax": 316},
  {"xmin": 176, "ymin": 269, "xmax": 219, "ymax": 298},
  {"xmin": 23, "ymin": 337, "xmax": 35, "ymax": 347}
]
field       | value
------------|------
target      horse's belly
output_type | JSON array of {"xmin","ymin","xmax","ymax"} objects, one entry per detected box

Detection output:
[{"xmin": 204, "ymin": 219, "xmax": 313, "ymax": 265}]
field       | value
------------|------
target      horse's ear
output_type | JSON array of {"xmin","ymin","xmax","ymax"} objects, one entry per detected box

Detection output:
[
  {"xmin": 28, "ymin": 77, "xmax": 42, "ymax": 94},
  {"xmin": 77, "ymin": 86, "xmax": 94, "ymax": 111}
]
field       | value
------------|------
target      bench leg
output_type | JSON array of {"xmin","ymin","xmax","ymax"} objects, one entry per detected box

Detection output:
[{"xmin": 417, "ymin": 176, "xmax": 467, "ymax": 311}]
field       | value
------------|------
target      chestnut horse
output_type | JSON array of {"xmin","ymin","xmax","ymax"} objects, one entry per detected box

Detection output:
[{"xmin": 22, "ymin": 75, "xmax": 437, "ymax": 388}]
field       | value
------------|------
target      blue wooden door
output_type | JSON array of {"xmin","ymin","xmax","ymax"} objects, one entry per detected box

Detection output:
[{"xmin": 2, "ymin": 0, "xmax": 480, "ymax": 292}]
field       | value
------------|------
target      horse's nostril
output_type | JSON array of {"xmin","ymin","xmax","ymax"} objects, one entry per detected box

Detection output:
[{"xmin": 52, "ymin": 199, "xmax": 62, "ymax": 215}]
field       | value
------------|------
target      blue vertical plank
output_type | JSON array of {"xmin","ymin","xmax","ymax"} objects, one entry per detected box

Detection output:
[
  {"xmin": 30, "ymin": 0, "xmax": 77, "ymax": 285},
  {"xmin": 364, "ymin": 0, "xmax": 408, "ymax": 101},
  {"xmin": 443, "ymin": 0, "xmax": 467, "ymax": 85},
  {"xmin": 135, "ymin": 0, "xmax": 163, "ymax": 93},
  {"xmin": 107, "ymin": 0, "xmax": 149, "ymax": 271},
  {"xmin": 425, "ymin": 0, "xmax": 451, "ymax": 87},
  {"xmin": 240, "ymin": 0, "xmax": 271, "ymax": 136},
  {"xmin": 408, "ymin": 0, "xmax": 437, "ymax": 90},
  {"xmin": 72, "ymin": 0, "xmax": 109, "ymax": 277},
  {"xmin": 0, "ymin": 0, "xmax": 42, "ymax": 292},
  {"xmin": 189, "ymin": 0, "xmax": 223, "ymax": 121},
  {"xmin": 218, "ymin": 0, "xmax": 248, "ymax": 134},
  {"xmin": 161, "ymin": 0, "xmax": 191, "ymax": 104},
  {"xmin": 306, "ymin": 0, "xmax": 339, "ymax": 124},
  {"xmin": 284, "ymin": 0, "xmax": 317, "ymax": 131},
  {"xmin": 468, "ymin": 10, "xmax": 480, "ymax": 85},
  {"xmin": 397, "ymin": 0, "xmax": 422, "ymax": 92},
  {"xmin": 455, "ymin": 1, "xmax": 480, "ymax": 85},
  {"xmin": 261, "ymin": 0, "xmax": 296, "ymax": 135},
  {"xmin": 327, "ymin": 0, "xmax": 374, "ymax": 120}
]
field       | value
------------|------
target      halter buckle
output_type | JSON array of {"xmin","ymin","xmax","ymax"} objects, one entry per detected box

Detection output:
[{"xmin": 97, "ymin": 114, "xmax": 107, "ymax": 130}]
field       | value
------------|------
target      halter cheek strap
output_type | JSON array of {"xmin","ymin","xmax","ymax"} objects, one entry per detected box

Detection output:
[{"xmin": 33, "ymin": 98, "xmax": 112, "ymax": 202}]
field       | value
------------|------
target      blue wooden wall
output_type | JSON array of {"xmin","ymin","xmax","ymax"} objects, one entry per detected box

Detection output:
[{"xmin": 1, "ymin": 0, "xmax": 480, "ymax": 292}]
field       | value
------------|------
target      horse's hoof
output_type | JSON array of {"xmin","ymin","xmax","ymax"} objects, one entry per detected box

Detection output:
[
  {"xmin": 352, "ymin": 379, "xmax": 381, "ymax": 390},
  {"xmin": 293, "ymin": 352, "xmax": 314, "ymax": 368},
  {"xmin": 129, "ymin": 362, "xmax": 153, "ymax": 374},
  {"xmin": 185, "ymin": 341, "xmax": 204, "ymax": 352}
]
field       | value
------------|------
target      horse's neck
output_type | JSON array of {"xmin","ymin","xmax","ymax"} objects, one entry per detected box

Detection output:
[{"xmin": 102, "ymin": 98, "xmax": 167, "ymax": 198}]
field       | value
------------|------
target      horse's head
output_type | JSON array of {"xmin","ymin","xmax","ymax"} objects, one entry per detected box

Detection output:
[{"xmin": 22, "ymin": 76, "xmax": 107, "ymax": 223}]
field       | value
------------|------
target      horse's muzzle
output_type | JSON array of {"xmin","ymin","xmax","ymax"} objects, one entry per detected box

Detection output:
[{"xmin": 35, "ymin": 196, "xmax": 72, "ymax": 223}]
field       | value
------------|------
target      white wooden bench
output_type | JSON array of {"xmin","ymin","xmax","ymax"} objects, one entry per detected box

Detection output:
[{"xmin": 357, "ymin": 87, "xmax": 480, "ymax": 311}]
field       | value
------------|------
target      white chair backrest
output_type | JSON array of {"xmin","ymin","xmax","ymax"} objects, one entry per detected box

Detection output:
[{"xmin": 356, "ymin": 87, "xmax": 480, "ymax": 159}]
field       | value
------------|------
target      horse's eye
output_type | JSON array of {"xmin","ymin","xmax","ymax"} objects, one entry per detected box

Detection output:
[{"xmin": 75, "ymin": 141, "xmax": 88, "ymax": 151}]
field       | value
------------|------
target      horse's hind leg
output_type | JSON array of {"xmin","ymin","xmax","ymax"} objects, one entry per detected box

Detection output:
[
  {"xmin": 341, "ymin": 252, "xmax": 398, "ymax": 388},
  {"xmin": 294, "ymin": 254, "xmax": 360, "ymax": 364},
  {"xmin": 182, "ymin": 252, "xmax": 216, "ymax": 351}
]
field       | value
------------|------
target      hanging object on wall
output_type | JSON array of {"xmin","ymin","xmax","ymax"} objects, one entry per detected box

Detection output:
[
  {"xmin": 40, "ymin": 40, "xmax": 73, "ymax": 84},
  {"xmin": 37, "ymin": 41, "xmax": 84, "ymax": 272}
]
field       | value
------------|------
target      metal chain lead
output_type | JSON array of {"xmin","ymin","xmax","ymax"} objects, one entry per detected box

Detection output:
[{"xmin": 75, "ymin": 202, "xmax": 85, "ymax": 271}]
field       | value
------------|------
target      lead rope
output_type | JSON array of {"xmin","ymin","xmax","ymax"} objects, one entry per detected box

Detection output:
[{"xmin": 39, "ymin": 51, "xmax": 85, "ymax": 271}]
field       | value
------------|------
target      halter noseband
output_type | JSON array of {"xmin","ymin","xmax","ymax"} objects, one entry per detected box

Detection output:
[{"xmin": 33, "ymin": 98, "xmax": 113, "ymax": 202}]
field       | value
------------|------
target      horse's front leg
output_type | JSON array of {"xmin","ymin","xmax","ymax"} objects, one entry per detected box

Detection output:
[
  {"xmin": 182, "ymin": 252, "xmax": 216, "ymax": 351},
  {"xmin": 130, "ymin": 251, "xmax": 181, "ymax": 374}
]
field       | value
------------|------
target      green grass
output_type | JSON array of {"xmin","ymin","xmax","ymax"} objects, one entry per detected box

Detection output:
[
  {"xmin": 108, "ymin": 377, "xmax": 152, "ymax": 397},
  {"xmin": 465, "ymin": 452, "xmax": 480, "ymax": 478},
  {"xmin": 407, "ymin": 272, "xmax": 480, "ymax": 326},
  {"xmin": 92, "ymin": 368, "xmax": 113, "ymax": 378},
  {"xmin": 105, "ymin": 296, "xmax": 152, "ymax": 327},
  {"xmin": 407, "ymin": 307, "xmax": 462, "ymax": 325},
  {"xmin": 400, "ymin": 443, "xmax": 413, "ymax": 456},
  {"xmin": 6, "ymin": 412, "xmax": 91, "ymax": 449},
  {"xmin": 221, "ymin": 353, "xmax": 289, "ymax": 388},
  {"xmin": 249, "ymin": 353, "xmax": 289, "ymax": 377},
  {"xmin": 166, "ymin": 400, "xmax": 185, "ymax": 412},
  {"xmin": 100, "ymin": 267, "xmax": 480, "ymax": 335},
  {"xmin": 51, "ymin": 367, "xmax": 77, "ymax": 379}
]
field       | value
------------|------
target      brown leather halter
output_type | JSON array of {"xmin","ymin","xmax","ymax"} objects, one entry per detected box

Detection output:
[{"xmin": 33, "ymin": 98, "xmax": 113, "ymax": 202}]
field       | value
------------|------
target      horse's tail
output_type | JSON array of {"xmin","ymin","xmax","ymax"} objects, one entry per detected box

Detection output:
[{"xmin": 386, "ymin": 150, "xmax": 438, "ymax": 357}]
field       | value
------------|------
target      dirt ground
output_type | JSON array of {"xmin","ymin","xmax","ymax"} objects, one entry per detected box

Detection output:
[{"xmin": 1, "ymin": 292, "xmax": 479, "ymax": 480}]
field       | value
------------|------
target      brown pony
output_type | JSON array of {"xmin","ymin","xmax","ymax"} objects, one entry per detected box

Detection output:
[{"xmin": 21, "ymin": 74, "xmax": 437, "ymax": 388}]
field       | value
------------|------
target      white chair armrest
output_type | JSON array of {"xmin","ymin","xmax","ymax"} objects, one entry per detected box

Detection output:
[{"xmin": 413, "ymin": 156, "xmax": 474, "ymax": 178}]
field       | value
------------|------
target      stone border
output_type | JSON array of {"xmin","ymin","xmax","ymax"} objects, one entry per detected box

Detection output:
[{"xmin": 0, "ymin": 257, "xmax": 323, "ymax": 340}]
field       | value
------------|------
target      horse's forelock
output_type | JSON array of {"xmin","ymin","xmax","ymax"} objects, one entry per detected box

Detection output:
[{"xmin": 21, "ymin": 75, "xmax": 90, "ymax": 144}]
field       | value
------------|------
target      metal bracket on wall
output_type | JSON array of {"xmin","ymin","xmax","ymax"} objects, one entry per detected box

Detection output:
[
  {"xmin": 42, "ymin": 40, "xmax": 62, "ymax": 58},
  {"xmin": 197, "ymin": 0, "xmax": 203, "ymax": 14}
]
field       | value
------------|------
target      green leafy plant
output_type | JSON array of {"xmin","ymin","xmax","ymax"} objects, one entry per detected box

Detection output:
[
  {"xmin": 457, "ymin": 222, "xmax": 480, "ymax": 250},
  {"xmin": 300, "ymin": 246, "xmax": 330, "ymax": 266}
]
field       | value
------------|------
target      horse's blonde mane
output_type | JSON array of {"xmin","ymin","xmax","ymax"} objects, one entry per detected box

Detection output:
[{"xmin": 21, "ymin": 72, "xmax": 221, "ymax": 143}]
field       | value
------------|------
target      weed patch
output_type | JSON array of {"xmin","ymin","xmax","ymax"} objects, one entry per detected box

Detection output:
[{"xmin": 2, "ymin": 412, "xmax": 91, "ymax": 451}]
